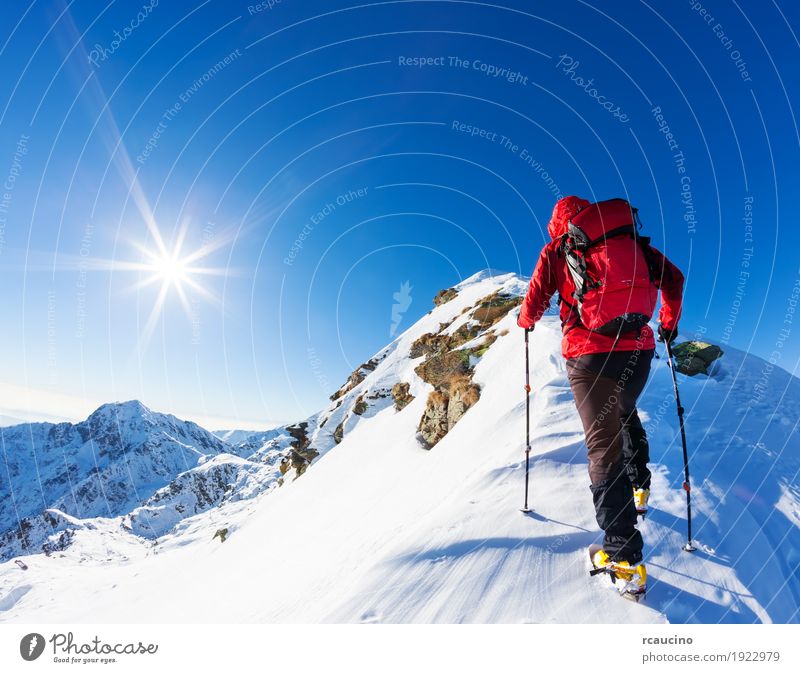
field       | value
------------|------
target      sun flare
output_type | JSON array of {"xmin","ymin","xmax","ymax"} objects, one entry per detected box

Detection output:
[
  {"xmin": 149, "ymin": 252, "xmax": 189, "ymax": 285},
  {"xmin": 118, "ymin": 217, "xmax": 234, "ymax": 349}
]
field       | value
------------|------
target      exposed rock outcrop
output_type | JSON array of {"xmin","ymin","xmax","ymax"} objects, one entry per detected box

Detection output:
[
  {"xmin": 391, "ymin": 382, "xmax": 415, "ymax": 411},
  {"xmin": 333, "ymin": 421, "xmax": 345, "ymax": 445},
  {"xmin": 413, "ymin": 290, "xmax": 520, "ymax": 448},
  {"xmin": 418, "ymin": 390, "xmax": 449, "ymax": 446},
  {"xmin": 433, "ymin": 287, "xmax": 458, "ymax": 306},
  {"xmin": 414, "ymin": 349, "xmax": 472, "ymax": 388},
  {"xmin": 417, "ymin": 376, "xmax": 481, "ymax": 447},
  {"xmin": 472, "ymin": 292, "xmax": 522, "ymax": 327},
  {"xmin": 671, "ymin": 341, "xmax": 724, "ymax": 376},
  {"xmin": 446, "ymin": 377, "xmax": 481, "ymax": 428},
  {"xmin": 353, "ymin": 394, "xmax": 368, "ymax": 416},
  {"xmin": 329, "ymin": 358, "xmax": 381, "ymax": 401},
  {"xmin": 286, "ymin": 422, "xmax": 318, "ymax": 477}
]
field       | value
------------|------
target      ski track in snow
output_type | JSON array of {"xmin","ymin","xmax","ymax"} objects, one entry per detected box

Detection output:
[{"xmin": 0, "ymin": 270, "xmax": 798, "ymax": 623}]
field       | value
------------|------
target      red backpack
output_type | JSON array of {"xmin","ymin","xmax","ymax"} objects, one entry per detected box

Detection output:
[{"xmin": 560, "ymin": 199, "xmax": 659, "ymax": 336}]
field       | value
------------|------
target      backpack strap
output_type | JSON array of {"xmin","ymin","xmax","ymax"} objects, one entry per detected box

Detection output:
[
  {"xmin": 581, "ymin": 224, "xmax": 639, "ymax": 248},
  {"xmin": 561, "ymin": 236, "xmax": 601, "ymax": 303}
]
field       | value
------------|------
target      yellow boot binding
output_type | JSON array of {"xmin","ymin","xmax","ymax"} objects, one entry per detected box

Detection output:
[{"xmin": 589, "ymin": 545, "xmax": 647, "ymax": 601}]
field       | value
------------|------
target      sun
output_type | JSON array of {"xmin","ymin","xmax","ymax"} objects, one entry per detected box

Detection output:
[
  {"xmin": 150, "ymin": 252, "xmax": 189, "ymax": 285},
  {"xmin": 119, "ymin": 217, "xmax": 233, "ymax": 349},
  {"xmin": 137, "ymin": 245, "xmax": 198, "ymax": 299}
]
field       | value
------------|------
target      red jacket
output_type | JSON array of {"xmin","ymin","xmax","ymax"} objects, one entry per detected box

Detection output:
[{"xmin": 518, "ymin": 196, "xmax": 685, "ymax": 359}]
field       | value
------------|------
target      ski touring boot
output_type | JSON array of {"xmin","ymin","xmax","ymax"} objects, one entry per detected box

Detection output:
[
  {"xmin": 588, "ymin": 544, "xmax": 647, "ymax": 601},
  {"xmin": 633, "ymin": 487, "xmax": 650, "ymax": 518}
]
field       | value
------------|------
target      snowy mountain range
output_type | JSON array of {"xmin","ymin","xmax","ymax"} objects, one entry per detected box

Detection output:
[
  {"xmin": 0, "ymin": 402, "xmax": 306, "ymax": 557},
  {"xmin": 1, "ymin": 270, "xmax": 798, "ymax": 623}
]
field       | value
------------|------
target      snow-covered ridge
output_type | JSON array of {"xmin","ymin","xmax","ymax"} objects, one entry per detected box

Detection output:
[{"xmin": 1, "ymin": 269, "xmax": 799, "ymax": 624}]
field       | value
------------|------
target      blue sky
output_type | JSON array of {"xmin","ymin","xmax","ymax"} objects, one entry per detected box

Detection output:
[{"xmin": 0, "ymin": 0, "xmax": 798, "ymax": 428}]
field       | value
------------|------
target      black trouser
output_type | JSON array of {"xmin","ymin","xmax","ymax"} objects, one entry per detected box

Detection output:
[{"xmin": 566, "ymin": 348, "xmax": 654, "ymax": 564}]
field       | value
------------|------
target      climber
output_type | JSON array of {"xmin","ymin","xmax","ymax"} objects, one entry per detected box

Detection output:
[{"xmin": 517, "ymin": 195, "xmax": 684, "ymax": 597}]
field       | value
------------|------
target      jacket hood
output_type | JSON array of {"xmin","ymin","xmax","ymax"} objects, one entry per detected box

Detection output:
[{"xmin": 547, "ymin": 196, "xmax": 591, "ymax": 239}]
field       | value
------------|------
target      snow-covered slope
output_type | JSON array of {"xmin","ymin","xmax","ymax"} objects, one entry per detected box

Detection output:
[
  {"xmin": 212, "ymin": 427, "xmax": 281, "ymax": 446},
  {"xmin": 1, "ymin": 271, "xmax": 798, "ymax": 623}
]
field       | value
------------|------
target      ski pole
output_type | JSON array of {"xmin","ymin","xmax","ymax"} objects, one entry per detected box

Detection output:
[
  {"xmin": 664, "ymin": 339, "xmax": 696, "ymax": 552},
  {"xmin": 522, "ymin": 328, "xmax": 532, "ymax": 513}
]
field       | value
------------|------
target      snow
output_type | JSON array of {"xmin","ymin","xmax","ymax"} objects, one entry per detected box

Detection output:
[
  {"xmin": 212, "ymin": 427, "xmax": 279, "ymax": 445},
  {"xmin": 0, "ymin": 270, "xmax": 798, "ymax": 623}
]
